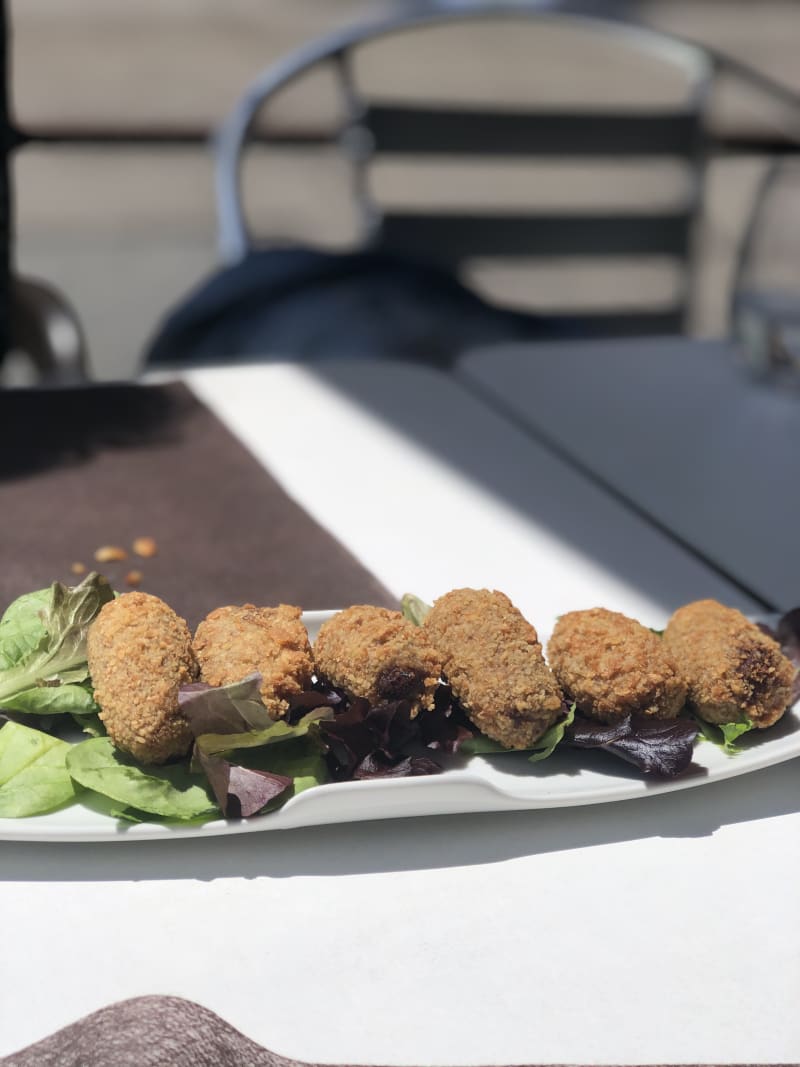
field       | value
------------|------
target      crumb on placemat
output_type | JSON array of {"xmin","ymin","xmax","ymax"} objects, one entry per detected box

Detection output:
[
  {"xmin": 94, "ymin": 545, "xmax": 128, "ymax": 563},
  {"xmin": 133, "ymin": 536, "xmax": 158, "ymax": 558}
]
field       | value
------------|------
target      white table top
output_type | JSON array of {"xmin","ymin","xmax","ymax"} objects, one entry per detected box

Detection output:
[
  {"xmin": 184, "ymin": 360, "xmax": 758, "ymax": 626},
  {"xmin": 2, "ymin": 359, "xmax": 798, "ymax": 1065},
  {"xmin": 458, "ymin": 336, "xmax": 800, "ymax": 611}
]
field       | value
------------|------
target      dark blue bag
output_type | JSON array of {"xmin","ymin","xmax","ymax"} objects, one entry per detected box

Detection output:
[{"xmin": 145, "ymin": 247, "xmax": 564, "ymax": 368}]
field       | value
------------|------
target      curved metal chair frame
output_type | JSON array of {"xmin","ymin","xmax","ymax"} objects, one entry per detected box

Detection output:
[
  {"xmin": 215, "ymin": 2, "xmax": 714, "ymax": 337},
  {"xmin": 11, "ymin": 275, "xmax": 89, "ymax": 384},
  {"xmin": 214, "ymin": 1, "xmax": 800, "ymax": 337},
  {"xmin": 215, "ymin": 3, "xmax": 712, "ymax": 256}
]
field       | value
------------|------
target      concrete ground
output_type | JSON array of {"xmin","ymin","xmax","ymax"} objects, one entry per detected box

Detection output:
[{"xmin": 9, "ymin": 0, "xmax": 800, "ymax": 379}]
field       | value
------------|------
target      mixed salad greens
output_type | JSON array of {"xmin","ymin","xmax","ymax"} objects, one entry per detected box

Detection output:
[{"xmin": 0, "ymin": 578, "xmax": 797, "ymax": 825}]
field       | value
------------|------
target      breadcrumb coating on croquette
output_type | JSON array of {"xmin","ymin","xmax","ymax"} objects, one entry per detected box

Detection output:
[
  {"xmin": 87, "ymin": 591, "xmax": 198, "ymax": 764},
  {"xmin": 193, "ymin": 604, "xmax": 314, "ymax": 720},
  {"xmin": 314, "ymin": 605, "xmax": 441, "ymax": 715},
  {"xmin": 547, "ymin": 607, "xmax": 686, "ymax": 723},
  {"xmin": 423, "ymin": 588, "xmax": 563, "ymax": 749},
  {"xmin": 664, "ymin": 599, "xmax": 796, "ymax": 728}
]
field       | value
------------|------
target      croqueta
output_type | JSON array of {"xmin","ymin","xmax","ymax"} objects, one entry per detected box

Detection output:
[
  {"xmin": 193, "ymin": 604, "xmax": 314, "ymax": 720},
  {"xmin": 423, "ymin": 588, "xmax": 563, "ymax": 749},
  {"xmin": 547, "ymin": 607, "xmax": 686, "ymax": 723},
  {"xmin": 663, "ymin": 599, "xmax": 796, "ymax": 728},
  {"xmin": 87, "ymin": 591, "xmax": 198, "ymax": 764},
  {"xmin": 314, "ymin": 605, "xmax": 441, "ymax": 714}
]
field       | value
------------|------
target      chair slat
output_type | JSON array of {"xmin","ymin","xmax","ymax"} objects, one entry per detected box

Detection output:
[
  {"xmin": 551, "ymin": 308, "xmax": 686, "ymax": 336},
  {"xmin": 363, "ymin": 106, "xmax": 701, "ymax": 157},
  {"xmin": 377, "ymin": 212, "xmax": 691, "ymax": 260}
]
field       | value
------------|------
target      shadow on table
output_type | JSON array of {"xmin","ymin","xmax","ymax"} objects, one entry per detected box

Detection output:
[
  {"xmin": 0, "ymin": 384, "xmax": 190, "ymax": 482},
  {"xmin": 303, "ymin": 359, "xmax": 767, "ymax": 612},
  {"xmin": 1, "ymin": 759, "xmax": 796, "ymax": 884}
]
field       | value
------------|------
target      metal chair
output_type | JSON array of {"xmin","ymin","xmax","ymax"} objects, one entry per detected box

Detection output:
[
  {"xmin": 9, "ymin": 276, "xmax": 89, "ymax": 384},
  {"xmin": 146, "ymin": 1, "xmax": 800, "ymax": 369},
  {"xmin": 214, "ymin": 2, "xmax": 713, "ymax": 338},
  {"xmin": 730, "ymin": 157, "xmax": 800, "ymax": 382},
  {"xmin": 0, "ymin": 1, "xmax": 88, "ymax": 384}
]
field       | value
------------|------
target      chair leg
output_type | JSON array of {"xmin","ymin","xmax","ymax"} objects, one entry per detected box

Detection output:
[{"xmin": 11, "ymin": 275, "xmax": 89, "ymax": 383}]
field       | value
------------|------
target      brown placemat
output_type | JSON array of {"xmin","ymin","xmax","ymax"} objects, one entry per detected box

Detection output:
[
  {"xmin": 0, "ymin": 382, "xmax": 393, "ymax": 625},
  {"xmin": 1, "ymin": 996, "xmax": 780, "ymax": 1067}
]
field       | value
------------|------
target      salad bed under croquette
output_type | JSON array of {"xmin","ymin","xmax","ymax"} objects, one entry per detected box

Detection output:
[{"xmin": 0, "ymin": 574, "xmax": 797, "ymax": 824}]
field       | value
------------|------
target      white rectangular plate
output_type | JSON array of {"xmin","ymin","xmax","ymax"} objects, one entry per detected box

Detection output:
[{"xmin": 1, "ymin": 610, "xmax": 797, "ymax": 841}]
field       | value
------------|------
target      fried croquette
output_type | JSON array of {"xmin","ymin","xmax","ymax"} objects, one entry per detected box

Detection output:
[
  {"xmin": 314, "ymin": 605, "xmax": 441, "ymax": 714},
  {"xmin": 87, "ymin": 591, "xmax": 198, "ymax": 764},
  {"xmin": 547, "ymin": 607, "xmax": 686, "ymax": 723},
  {"xmin": 193, "ymin": 604, "xmax": 314, "ymax": 720},
  {"xmin": 423, "ymin": 588, "xmax": 563, "ymax": 749},
  {"xmin": 663, "ymin": 599, "xmax": 796, "ymax": 728}
]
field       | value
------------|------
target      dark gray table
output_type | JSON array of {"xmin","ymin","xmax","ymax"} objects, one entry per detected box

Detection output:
[{"xmin": 457, "ymin": 336, "xmax": 800, "ymax": 610}]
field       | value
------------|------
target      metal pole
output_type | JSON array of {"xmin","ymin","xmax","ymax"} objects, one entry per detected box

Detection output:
[{"xmin": 0, "ymin": 0, "xmax": 10, "ymax": 359}]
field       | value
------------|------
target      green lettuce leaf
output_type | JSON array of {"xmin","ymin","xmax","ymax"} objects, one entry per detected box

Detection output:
[
  {"xmin": 0, "ymin": 588, "xmax": 51, "ymax": 671},
  {"xmin": 72, "ymin": 711, "xmax": 106, "ymax": 737},
  {"xmin": 194, "ymin": 706, "xmax": 333, "ymax": 757},
  {"xmin": 528, "ymin": 703, "xmax": 576, "ymax": 763},
  {"xmin": 108, "ymin": 806, "xmax": 154, "ymax": 824},
  {"xmin": 0, "ymin": 682, "xmax": 99, "ymax": 716},
  {"xmin": 460, "ymin": 705, "xmax": 575, "ymax": 762},
  {"xmin": 0, "ymin": 574, "xmax": 114, "ymax": 706},
  {"xmin": 66, "ymin": 737, "xmax": 218, "ymax": 821},
  {"xmin": 400, "ymin": 594, "xmax": 432, "ymax": 627},
  {"xmin": 0, "ymin": 719, "xmax": 82, "ymax": 816},
  {"xmin": 718, "ymin": 720, "xmax": 754, "ymax": 749},
  {"xmin": 721, "ymin": 721, "xmax": 759, "ymax": 746},
  {"xmin": 459, "ymin": 733, "xmax": 513, "ymax": 755},
  {"xmin": 694, "ymin": 715, "xmax": 754, "ymax": 754},
  {"xmin": 106, "ymin": 805, "xmax": 215, "ymax": 825}
]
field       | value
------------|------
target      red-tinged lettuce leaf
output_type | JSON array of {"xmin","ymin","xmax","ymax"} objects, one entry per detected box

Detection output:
[
  {"xmin": 287, "ymin": 687, "xmax": 343, "ymax": 719},
  {"xmin": 179, "ymin": 673, "xmax": 272, "ymax": 735},
  {"xmin": 179, "ymin": 674, "xmax": 335, "ymax": 756},
  {"xmin": 415, "ymin": 683, "xmax": 474, "ymax": 753},
  {"xmin": 317, "ymin": 698, "xmax": 400, "ymax": 779},
  {"xmin": 776, "ymin": 607, "xmax": 800, "ymax": 658},
  {"xmin": 776, "ymin": 608, "xmax": 800, "ymax": 702},
  {"xmin": 353, "ymin": 753, "xmax": 443, "ymax": 779},
  {"xmin": 235, "ymin": 738, "xmax": 328, "ymax": 796},
  {"xmin": 566, "ymin": 714, "xmax": 699, "ymax": 777},
  {"xmin": 194, "ymin": 746, "xmax": 292, "ymax": 818},
  {"xmin": 318, "ymin": 697, "xmax": 444, "ymax": 780}
]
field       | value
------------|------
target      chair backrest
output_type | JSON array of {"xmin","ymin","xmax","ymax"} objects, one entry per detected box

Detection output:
[{"xmin": 215, "ymin": 3, "xmax": 713, "ymax": 337}]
